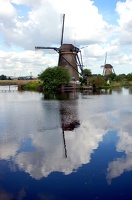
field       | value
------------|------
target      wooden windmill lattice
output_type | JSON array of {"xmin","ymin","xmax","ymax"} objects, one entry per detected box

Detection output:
[{"xmin": 35, "ymin": 14, "xmax": 84, "ymax": 81}]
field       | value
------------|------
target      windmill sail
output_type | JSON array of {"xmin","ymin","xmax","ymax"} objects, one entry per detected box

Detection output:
[{"xmin": 60, "ymin": 14, "xmax": 65, "ymax": 46}]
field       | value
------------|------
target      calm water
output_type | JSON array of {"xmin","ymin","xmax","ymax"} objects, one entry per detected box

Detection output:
[{"xmin": 0, "ymin": 87, "xmax": 132, "ymax": 200}]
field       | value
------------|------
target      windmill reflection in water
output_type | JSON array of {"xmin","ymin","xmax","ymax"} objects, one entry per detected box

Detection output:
[{"xmin": 60, "ymin": 100, "xmax": 80, "ymax": 158}]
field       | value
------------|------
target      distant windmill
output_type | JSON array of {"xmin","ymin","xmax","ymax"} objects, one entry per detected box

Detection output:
[
  {"xmin": 35, "ymin": 14, "xmax": 84, "ymax": 81},
  {"xmin": 101, "ymin": 52, "xmax": 115, "ymax": 76}
]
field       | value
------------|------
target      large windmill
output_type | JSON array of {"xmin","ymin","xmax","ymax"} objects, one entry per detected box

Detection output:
[
  {"xmin": 101, "ymin": 52, "xmax": 115, "ymax": 76},
  {"xmin": 35, "ymin": 14, "xmax": 84, "ymax": 81}
]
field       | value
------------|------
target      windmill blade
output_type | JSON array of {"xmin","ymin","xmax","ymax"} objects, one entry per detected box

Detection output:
[
  {"xmin": 35, "ymin": 46, "xmax": 59, "ymax": 54},
  {"xmin": 104, "ymin": 52, "xmax": 107, "ymax": 65},
  {"xmin": 60, "ymin": 14, "xmax": 65, "ymax": 46},
  {"xmin": 80, "ymin": 45, "xmax": 88, "ymax": 49},
  {"xmin": 35, "ymin": 46, "xmax": 59, "ymax": 51},
  {"xmin": 100, "ymin": 52, "xmax": 107, "ymax": 75},
  {"xmin": 76, "ymin": 51, "xmax": 84, "ymax": 75},
  {"xmin": 103, "ymin": 66, "xmax": 105, "ymax": 75}
]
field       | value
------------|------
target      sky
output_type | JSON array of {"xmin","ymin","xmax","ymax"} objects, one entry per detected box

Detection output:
[{"xmin": 0, "ymin": 0, "xmax": 132, "ymax": 77}]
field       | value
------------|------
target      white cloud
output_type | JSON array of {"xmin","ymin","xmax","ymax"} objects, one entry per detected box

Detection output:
[
  {"xmin": 0, "ymin": 0, "xmax": 16, "ymax": 21},
  {"xmin": 0, "ymin": 0, "xmax": 114, "ymax": 48},
  {"xmin": 0, "ymin": 0, "xmax": 132, "ymax": 75},
  {"xmin": 116, "ymin": 0, "xmax": 132, "ymax": 44},
  {"xmin": 0, "ymin": 50, "xmax": 58, "ymax": 76}
]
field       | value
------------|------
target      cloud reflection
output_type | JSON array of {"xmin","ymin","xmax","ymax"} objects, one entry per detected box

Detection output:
[
  {"xmin": 106, "ymin": 109, "xmax": 132, "ymax": 184},
  {"xmin": 0, "ymin": 93, "xmax": 132, "ymax": 182},
  {"xmin": 0, "ymin": 142, "xmax": 19, "ymax": 160},
  {"xmin": 13, "ymin": 118, "xmax": 107, "ymax": 179},
  {"xmin": 0, "ymin": 110, "xmax": 122, "ymax": 180}
]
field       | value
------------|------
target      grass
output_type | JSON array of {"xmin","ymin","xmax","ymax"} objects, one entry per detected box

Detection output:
[
  {"xmin": 0, "ymin": 80, "xmax": 36, "ymax": 85},
  {"xmin": 22, "ymin": 81, "xmax": 42, "ymax": 91}
]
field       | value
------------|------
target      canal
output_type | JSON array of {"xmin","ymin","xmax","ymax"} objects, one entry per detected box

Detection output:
[{"xmin": 0, "ymin": 87, "xmax": 132, "ymax": 200}]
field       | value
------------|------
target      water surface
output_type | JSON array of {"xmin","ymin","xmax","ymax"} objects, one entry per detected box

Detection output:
[{"xmin": 0, "ymin": 87, "xmax": 132, "ymax": 200}]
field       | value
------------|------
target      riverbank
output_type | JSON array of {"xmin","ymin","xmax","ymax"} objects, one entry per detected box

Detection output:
[
  {"xmin": 0, "ymin": 79, "xmax": 132, "ymax": 91},
  {"xmin": 0, "ymin": 80, "xmax": 37, "ymax": 85}
]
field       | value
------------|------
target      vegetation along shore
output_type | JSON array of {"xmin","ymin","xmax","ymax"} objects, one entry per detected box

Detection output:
[{"xmin": 0, "ymin": 68, "xmax": 132, "ymax": 92}]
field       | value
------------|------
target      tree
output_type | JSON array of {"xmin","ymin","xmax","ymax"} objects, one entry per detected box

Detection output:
[
  {"xmin": 80, "ymin": 68, "xmax": 92, "ymax": 86},
  {"xmin": 0, "ymin": 74, "xmax": 7, "ymax": 80},
  {"xmin": 106, "ymin": 73, "xmax": 116, "ymax": 81},
  {"xmin": 114, "ymin": 74, "xmax": 126, "ymax": 82},
  {"xmin": 126, "ymin": 73, "xmax": 132, "ymax": 81},
  {"xmin": 83, "ymin": 68, "xmax": 92, "ymax": 77},
  {"xmin": 89, "ymin": 75, "xmax": 106, "ymax": 87},
  {"xmin": 39, "ymin": 66, "xmax": 70, "ymax": 90}
]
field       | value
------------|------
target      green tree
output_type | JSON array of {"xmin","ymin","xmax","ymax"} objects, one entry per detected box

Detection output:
[
  {"xmin": 83, "ymin": 68, "xmax": 92, "ymax": 77},
  {"xmin": 0, "ymin": 74, "xmax": 7, "ymax": 80},
  {"xmin": 106, "ymin": 73, "xmax": 116, "ymax": 81},
  {"xmin": 126, "ymin": 73, "xmax": 132, "ymax": 81},
  {"xmin": 80, "ymin": 68, "xmax": 92, "ymax": 86},
  {"xmin": 114, "ymin": 74, "xmax": 126, "ymax": 82},
  {"xmin": 39, "ymin": 66, "xmax": 70, "ymax": 90},
  {"xmin": 89, "ymin": 75, "xmax": 106, "ymax": 87}
]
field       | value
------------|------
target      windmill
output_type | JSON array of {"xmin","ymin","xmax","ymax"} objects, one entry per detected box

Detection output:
[
  {"xmin": 35, "ymin": 14, "xmax": 84, "ymax": 81},
  {"xmin": 101, "ymin": 52, "xmax": 115, "ymax": 76}
]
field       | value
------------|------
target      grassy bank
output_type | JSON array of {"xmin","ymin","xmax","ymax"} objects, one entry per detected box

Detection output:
[
  {"xmin": 99, "ymin": 80, "xmax": 132, "ymax": 89},
  {"xmin": 0, "ymin": 80, "xmax": 37, "ymax": 85},
  {"xmin": 1, "ymin": 79, "xmax": 132, "ymax": 92},
  {"xmin": 21, "ymin": 81, "xmax": 42, "ymax": 91}
]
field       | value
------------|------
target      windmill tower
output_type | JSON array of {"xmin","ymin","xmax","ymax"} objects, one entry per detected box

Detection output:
[
  {"xmin": 35, "ymin": 14, "xmax": 84, "ymax": 81},
  {"xmin": 101, "ymin": 52, "xmax": 115, "ymax": 76}
]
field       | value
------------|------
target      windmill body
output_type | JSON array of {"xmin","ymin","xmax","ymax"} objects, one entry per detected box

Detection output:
[
  {"xmin": 103, "ymin": 64, "xmax": 114, "ymax": 76},
  {"xmin": 58, "ymin": 44, "xmax": 80, "ymax": 80},
  {"xmin": 35, "ymin": 14, "xmax": 83, "ymax": 81},
  {"xmin": 102, "ymin": 52, "xmax": 115, "ymax": 76}
]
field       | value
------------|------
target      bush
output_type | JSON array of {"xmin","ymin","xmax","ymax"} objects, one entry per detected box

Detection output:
[
  {"xmin": 39, "ymin": 66, "xmax": 70, "ymax": 90},
  {"xmin": 22, "ymin": 81, "xmax": 42, "ymax": 91},
  {"xmin": 89, "ymin": 75, "xmax": 106, "ymax": 87}
]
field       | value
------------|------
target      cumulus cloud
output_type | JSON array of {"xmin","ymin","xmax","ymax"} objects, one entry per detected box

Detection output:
[
  {"xmin": 0, "ymin": 0, "xmax": 132, "ymax": 76},
  {"xmin": 116, "ymin": 0, "xmax": 132, "ymax": 44},
  {"xmin": 0, "ymin": 0, "xmax": 113, "ymax": 49},
  {"xmin": 0, "ymin": 50, "xmax": 57, "ymax": 76}
]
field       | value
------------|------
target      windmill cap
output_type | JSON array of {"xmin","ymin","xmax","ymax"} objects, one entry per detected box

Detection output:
[
  {"xmin": 60, "ymin": 44, "xmax": 80, "ymax": 52},
  {"xmin": 105, "ymin": 64, "xmax": 113, "ymax": 68}
]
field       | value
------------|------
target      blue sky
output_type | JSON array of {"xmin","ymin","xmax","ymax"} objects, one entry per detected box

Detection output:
[
  {"xmin": 0, "ymin": 0, "xmax": 132, "ymax": 77},
  {"xmin": 93, "ymin": 0, "xmax": 123, "ymax": 23}
]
